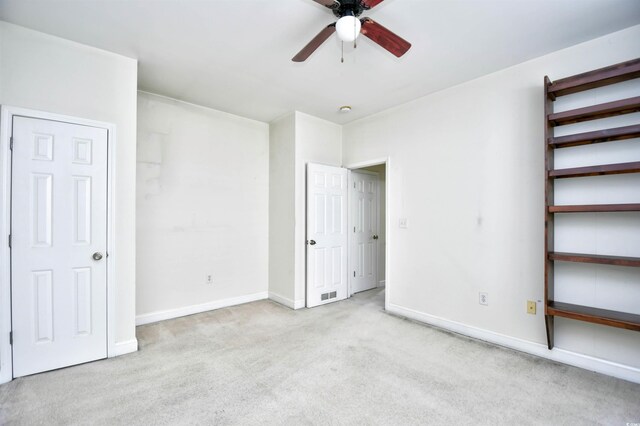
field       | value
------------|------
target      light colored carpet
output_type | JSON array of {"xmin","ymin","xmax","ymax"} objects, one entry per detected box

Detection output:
[{"xmin": 1, "ymin": 288, "xmax": 639, "ymax": 425}]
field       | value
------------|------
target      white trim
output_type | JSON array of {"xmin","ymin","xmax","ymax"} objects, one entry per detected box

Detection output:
[
  {"xmin": 105, "ymin": 122, "xmax": 118, "ymax": 359},
  {"xmin": 136, "ymin": 292, "xmax": 269, "ymax": 326},
  {"xmin": 269, "ymin": 292, "xmax": 295, "ymax": 309},
  {"xmin": 268, "ymin": 292, "xmax": 305, "ymax": 310},
  {"xmin": 378, "ymin": 280, "xmax": 386, "ymax": 288},
  {"xmin": 0, "ymin": 108, "xmax": 13, "ymax": 385},
  {"xmin": 110, "ymin": 339, "xmax": 138, "ymax": 357},
  {"xmin": 347, "ymin": 169, "xmax": 353, "ymax": 297},
  {"xmin": 0, "ymin": 106, "xmax": 119, "ymax": 384},
  {"xmin": 386, "ymin": 159, "xmax": 390, "ymax": 311},
  {"xmin": 387, "ymin": 303, "xmax": 640, "ymax": 384}
]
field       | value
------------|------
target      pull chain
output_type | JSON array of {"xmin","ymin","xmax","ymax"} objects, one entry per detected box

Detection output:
[
  {"xmin": 340, "ymin": 18, "xmax": 359, "ymax": 62},
  {"xmin": 354, "ymin": 18, "xmax": 357, "ymax": 49}
]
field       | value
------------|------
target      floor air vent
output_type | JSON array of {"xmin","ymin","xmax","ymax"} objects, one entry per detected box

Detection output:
[{"xmin": 321, "ymin": 291, "xmax": 337, "ymax": 301}]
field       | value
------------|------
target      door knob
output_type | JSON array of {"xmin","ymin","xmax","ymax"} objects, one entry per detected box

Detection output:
[
  {"xmin": 373, "ymin": 235, "xmax": 379, "ymax": 240},
  {"xmin": 92, "ymin": 252, "xmax": 103, "ymax": 261},
  {"xmin": 308, "ymin": 240, "xmax": 316, "ymax": 245}
]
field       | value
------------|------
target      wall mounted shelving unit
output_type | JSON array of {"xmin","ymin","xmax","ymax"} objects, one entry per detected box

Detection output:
[{"xmin": 544, "ymin": 58, "xmax": 640, "ymax": 349}]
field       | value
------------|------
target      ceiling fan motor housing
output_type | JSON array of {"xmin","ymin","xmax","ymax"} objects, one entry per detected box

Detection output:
[{"xmin": 332, "ymin": 0, "xmax": 365, "ymax": 18}]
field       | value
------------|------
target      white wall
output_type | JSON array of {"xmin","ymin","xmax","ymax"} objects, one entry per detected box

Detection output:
[
  {"xmin": 0, "ymin": 21, "xmax": 138, "ymax": 367},
  {"xmin": 269, "ymin": 114, "xmax": 296, "ymax": 306},
  {"xmin": 267, "ymin": 111, "xmax": 342, "ymax": 307},
  {"xmin": 342, "ymin": 25, "xmax": 640, "ymax": 380},
  {"xmin": 294, "ymin": 112, "xmax": 342, "ymax": 304},
  {"xmin": 136, "ymin": 92, "xmax": 269, "ymax": 322}
]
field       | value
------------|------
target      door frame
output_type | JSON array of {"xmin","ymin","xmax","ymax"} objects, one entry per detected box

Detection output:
[
  {"xmin": 345, "ymin": 157, "xmax": 390, "ymax": 310},
  {"xmin": 0, "ymin": 106, "xmax": 117, "ymax": 384},
  {"xmin": 348, "ymin": 168, "xmax": 380, "ymax": 297}
]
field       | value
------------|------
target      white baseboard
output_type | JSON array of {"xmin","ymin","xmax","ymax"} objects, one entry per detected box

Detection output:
[
  {"xmin": 387, "ymin": 303, "xmax": 640, "ymax": 384},
  {"xmin": 136, "ymin": 291, "xmax": 269, "ymax": 326},
  {"xmin": 268, "ymin": 292, "xmax": 305, "ymax": 309},
  {"xmin": 109, "ymin": 338, "xmax": 138, "ymax": 357},
  {"xmin": 268, "ymin": 292, "xmax": 294, "ymax": 309}
]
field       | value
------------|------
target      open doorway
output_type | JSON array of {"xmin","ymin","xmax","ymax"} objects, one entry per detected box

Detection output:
[
  {"xmin": 304, "ymin": 159, "xmax": 388, "ymax": 310},
  {"xmin": 348, "ymin": 163, "xmax": 386, "ymax": 308}
]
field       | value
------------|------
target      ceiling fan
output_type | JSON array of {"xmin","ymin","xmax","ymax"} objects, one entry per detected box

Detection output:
[{"xmin": 292, "ymin": 0, "xmax": 411, "ymax": 62}]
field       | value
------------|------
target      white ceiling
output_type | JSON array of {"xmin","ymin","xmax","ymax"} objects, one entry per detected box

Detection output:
[{"xmin": 1, "ymin": 0, "xmax": 639, "ymax": 124}]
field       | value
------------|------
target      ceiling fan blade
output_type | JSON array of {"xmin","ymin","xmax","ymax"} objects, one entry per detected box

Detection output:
[
  {"xmin": 312, "ymin": 0, "xmax": 338, "ymax": 8},
  {"xmin": 360, "ymin": 18, "xmax": 411, "ymax": 58},
  {"xmin": 292, "ymin": 23, "xmax": 336, "ymax": 62},
  {"xmin": 361, "ymin": 0, "xmax": 385, "ymax": 9}
]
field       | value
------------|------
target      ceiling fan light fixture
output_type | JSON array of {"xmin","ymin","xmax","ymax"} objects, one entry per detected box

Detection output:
[
  {"xmin": 335, "ymin": 15, "xmax": 361, "ymax": 42},
  {"xmin": 292, "ymin": 0, "xmax": 411, "ymax": 62}
]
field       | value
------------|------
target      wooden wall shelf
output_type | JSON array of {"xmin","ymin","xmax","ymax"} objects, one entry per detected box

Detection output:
[
  {"xmin": 548, "ymin": 124, "xmax": 640, "ymax": 148},
  {"xmin": 548, "ymin": 203, "xmax": 640, "ymax": 213},
  {"xmin": 547, "ymin": 58, "xmax": 640, "ymax": 98},
  {"xmin": 548, "ymin": 252, "xmax": 640, "ymax": 267},
  {"xmin": 548, "ymin": 161, "xmax": 640, "ymax": 178},
  {"xmin": 547, "ymin": 302, "xmax": 640, "ymax": 332},
  {"xmin": 544, "ymin": 58, "xmax": 640, "ymax": 350},
  {"xmin": 548, "ymin": 96, "xmax": 640, "ymax": 126}
]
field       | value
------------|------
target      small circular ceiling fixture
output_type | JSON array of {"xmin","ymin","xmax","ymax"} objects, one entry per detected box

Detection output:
[{"xmin": 339, "ymin": 105, "xmax": 352, "ymax": 112}]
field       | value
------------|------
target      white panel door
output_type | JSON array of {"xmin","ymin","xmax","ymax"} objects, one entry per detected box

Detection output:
[
  {"xmin": 350, "ymin": 171, "xmax": 378, "ymax": 294},
  {"xmin": 306, "ymin": 163, "xmax": 348, "ymax": 308},
  {"xmin": 11, "ymin": 116, "xmax": 108, "ymax": 377}
]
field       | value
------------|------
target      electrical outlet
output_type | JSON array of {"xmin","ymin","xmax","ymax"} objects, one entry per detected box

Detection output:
[
  {"xmin": 479, "ymin": 292, "xmax": 488, "ymax": 306},
  {"xmin": 527, "ymin": 300, "xmax": 536, "ymax": 315},
  {"xmin": 399, "ymin": 218, "xmax": 408, "ymax": 228},
  {"xmin": 206, "ymin": 274, "xmax": 213, "ymax": 285}
]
